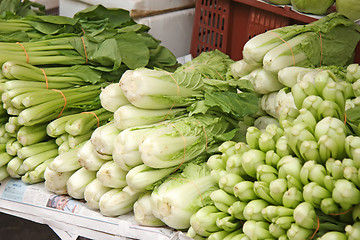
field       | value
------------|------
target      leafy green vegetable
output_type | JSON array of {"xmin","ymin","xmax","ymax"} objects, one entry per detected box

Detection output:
[{"xmin": 290, "ymin": 0, "xmax": 335, "ymax": 15}]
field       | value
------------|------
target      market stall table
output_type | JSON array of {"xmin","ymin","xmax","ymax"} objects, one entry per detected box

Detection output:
[{"xmin": 0, "ymin": 178, "xmax": 192, "ymax": 240}]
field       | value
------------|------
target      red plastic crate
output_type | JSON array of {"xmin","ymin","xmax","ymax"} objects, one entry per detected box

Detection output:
[{"xmin": 190, "ymin": 0, "xmax": 360, "ymax": 63}]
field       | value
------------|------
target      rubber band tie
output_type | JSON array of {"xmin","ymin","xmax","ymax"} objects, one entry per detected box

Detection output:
[
  {"xmin": 269, "ymin": 31, "xmax": 296, "ymax": 66},
  {"xmin": 344, "ymin": 112, "xmax": 347, "ymax": 125},
  {"xmin": 81, "ymin": 111, "xmax": 100, "ymax": 127},
  {"xmin": 309, "ymin": 216, "xmax": 320, "ymax": 240},
  {"xmin": 163, "ymin": 72, "xmax": 180, "ymax": 120},
  {"xmin": 168, "ymin": 177, "xmax": 205, "ymax": 205},
  {"xmin": 328, "ymin": 207, "xmax": 353, "ymax": 216},
  {"xmin": 16, "ymin": 42, "xmax": 29, "ymax": 64},
  {"xmin": 40, "ymin": 68, "xmax": 49, "ymax": 89},
  {"xmin": 52, "ymin": 89, "xmax": 67, "ymax": 118},
  {"xmin": 80, "ymin": 37, "xmax": 89, "ymax": 64}
]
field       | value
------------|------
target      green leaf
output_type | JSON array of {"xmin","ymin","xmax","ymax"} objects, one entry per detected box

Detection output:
[
  {"xmin": 200, "ymin": 91, "xmax": 260, "ymax": 120},
  {"xmin": 115, "ymin": 32, "xmax": 149, "ymax": 69},
  {"xmin": 74, "ymin": 4, "xmax": 134, "ymax": 29}
]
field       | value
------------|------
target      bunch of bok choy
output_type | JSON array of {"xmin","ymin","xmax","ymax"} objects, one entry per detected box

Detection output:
[{"xmin": 185, "ymin": 63, "xmax": 360, "ymax": 239}]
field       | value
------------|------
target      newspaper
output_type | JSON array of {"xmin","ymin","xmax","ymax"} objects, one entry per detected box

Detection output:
[{"xmin": 0, "ymin": 178, "xmax": 193, "ymax": 240}]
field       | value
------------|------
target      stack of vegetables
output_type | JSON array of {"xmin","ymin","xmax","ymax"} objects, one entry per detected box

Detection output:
[
  {"xmin": 0, "ymin": 3, "xmax": 360, "ymax": 239},
  {"xmin": 41, "ymin": 12, "xmax": 360, "ymax": 239},
  {"xmin": 0, "ymin": 4, "xmax": 180, "ymax": 184},
  {"xmin": 183, "ymin": 13, "xmax": 360, "ymax": 240},
  {"xmin": 45, "ymin": 49, "xmax": 260, "ymax": 221}
]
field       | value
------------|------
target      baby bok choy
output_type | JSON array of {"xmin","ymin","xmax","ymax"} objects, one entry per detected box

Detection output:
[
  {"xmin": 139, "ymin": 114, "xmax": 238, "ymax": 169},
  {"xmin": 151, "ymin": 162, "xmax": 218, "ymax": 229}
]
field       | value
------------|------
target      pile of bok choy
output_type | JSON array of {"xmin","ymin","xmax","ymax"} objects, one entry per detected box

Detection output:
[
  {"xmin": 185, "ymin": 62, "xmax": 360, "ymax": 239},
  {"xmin": 0, "ymin": 4, "xmax": 179, "ymax": 184}
]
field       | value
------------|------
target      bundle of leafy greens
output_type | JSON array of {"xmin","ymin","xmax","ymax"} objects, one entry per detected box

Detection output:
[
  {"xmin": 0, "ymin": 4, "xmax": 179, "ymax": 74},
  {"xmin": 0, "ymin": 0, "xmax": 45, "ymax": 17},
  {"xmin": 119, "ymin": 50, "xmax": 260, "ymax": 123},
  {"xmin": 243, "ymin": 13, "xmax": 360, "ymax": 73}
]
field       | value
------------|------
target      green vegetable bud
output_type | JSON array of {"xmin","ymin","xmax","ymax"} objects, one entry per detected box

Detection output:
[
  {"xmin": 269, "ymin": 178, "xmax": 288, "ymax": 205},
  {"xmin": 274, "ymin": 216, "xmax": 294, "ymax": 230},
  {"xmin": 344, "ymin": 166, "xmax": 360, "ymax": 188},
  {"xmin": 258, "ymin": 131, "xmax": 276, "ymax": 152},
  {"xmin": 225, "ymin": 154, "xmax": 247, "ymax": 177},
  {"xmin": 317, "ymin": 231, "xmax": 347, "ymax": 240},
  {"xmin": 286, "ymin": 223, "xmax": 313, "ymax": 240},
  {"xmin": 277, "ymin": 156, "xmax": 302, "ymax": 184},
  {"xmin": 216, "ymin": 215, "xmax": 241, "ymax": 232},
  {"xmin": 317, "ymin": 100, "xmax": 343, "ymax": 120},
  {"xmin": 245, "ymin": 127, "xmax": 261, "ymax": 149},
  {"xmin": 345, "ymin": 135, "xmax": 360, "ymax": 168},
  {"xmin": 301, "ymin": 95, "xmax": 323, "ymax": 121},
  {"xmin": 315, "ymin": 117, "xmax": 346, "ymax": 162},
  {"xmin": 345, "ymin": 222, "xmax": 360, "ymax": 240},
  {"xmin": 234, "ymin": 142, "xmax": 251, "ymax": 155},
  {"xmin": 186, "ymin": 226, "xmax": 205, "ymax": 240},
  {"xmin": 332, "ymin": 179, "xmax": 360, "ymax": 208},
  {"xmin": 256, "ymin": 164, "xmax": 278, "ymax": 184},
  {"xmin": 320, "ymin": 198, "xmax": 340, "ymax": 215},
  {"xmin": 282, "ymin": 187, "xmax": 303, "ymax": 209},
  {"xmin": 218, "ymin": 141, "xmax": 237, "ymax": 159},
  {"xmin": 293, "ymin": 108, "xmax": 317, "ymax": 131},
  {"xmin": 322, "ymin": 81, "xmax": 346, "ymax": 112},
  {"xmin": 228, "ymin": 201, "xmax": 247, "ymax": 220},
  {"xmin": 275, "ymin": 136, "xmax": 293, "ymax": 158},
  {"xmin": 243, "ymin": 199, "xmax": 269, "ymax": 221},
  {"xmin": 314, "ymin": 117, "xmax": 346, "ymax": 158},
  {"xmin": 299, "ymin": 79, "xmax": 318, "ymax": 97},
  {"xmin": 339, "ymin": 81, "xmax": 355, "ymax": 99},
  {"xmin": 353, "ymin": 79, "xmax": 360, "ymax": 97},
  {"xmin": 190, "ymin": 205, "xmax": 228, "ymax": 237},
  {"xmin": 300, "ymin": 161, "xmax": 326, "ymax": 187},
  {"xmin": 294, "ymin": 203, "xmax": 319, "ymax": 228},
  {"xmin": 291, "ymin": 83, "xmax": 308, "ymax": 109},
  {"xmin": 298, "ymin": 140, "xmax": 321, "ymax": 163},
  {"xmin": 207, "ymin": 230, "xmax": 230, "ymax": 240},
  {"xmin": 210, "ymin": 189, "xmax": 238, "ymax": 213},
  {"xmin": 323, "ymin": 175, "xmax": 335, "ymax": 192},
  {"xmin": 210, "ymin": 169, "xmax": 227, "ymax": 183},
  {"xmin": 0, "ymin": 166, "xmax": 9, "ymax": 181},
  {"xmin": 317, "ymin": 136, "xmax": 338, "ymax": 163},
  {"xmin": 223, "ymin": 231, "xmax": 246, "ymax": 240},
  {"xmin": 262, "ymin": 205, "xmax": 294, "ymax": 222},
  {"xmin": 286, "ymin": 175, "xmax": 303, "ymax": 190},
  {"xmin": 325, "ymin": 159, "xmax": 344, "ymax": 180},
  {"xmin": 314, "ymin": 71, "xmax": 334, "ymax": 96},
  {"xmin": 346, "ymin": 64, "xmax": 360, "ymax": 83},
  {"xmin": 219, "ymin": 172, "xmax": 244, "ymax": 195},
  {"xmin": 286, "ymin": 122, "xmax": 316, "ymax": 159},
  {"xmin": 352, "ymin": 204, "xmax": 360, "ymax": 222},
  {"xmin": 265, "ymin": 124, "xmax": 283, "ymax": 141},
  {"xmin": 233, "ymin": 181, "xmax": 257, "ymax": 202},
  {"xmin": 265, "ymin": 150, "xmax": 281, "ymax": 167},
  {"xmin": 278, "ymin": 107, "xmax": 299, "ymax": 130},
  {"xmin": 278, "ymin": 235, "xmax": 289, "ymax": 240},
  {"xmin": 207, "ymin": 154, "xmax": 226, "ymax": 171},
  {"xmin": 269, "ymin": 223, "xmax": 287, "ymax": 238},
  {"xmin": 303, "ymin": 182, "xmax": 331, "ymax": 208},
  {"xmin": 253, "ymin": 181, "xmax": 278, "ymax": 205},
  {"xmin": 242, "ymin": 220, "xmax": 272, "ymax": 239},
  {"xmin": 241, "ymin": 149, "xmax": 266, "ymax": 178}
]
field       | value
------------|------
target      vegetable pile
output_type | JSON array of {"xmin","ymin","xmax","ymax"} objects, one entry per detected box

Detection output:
[{"xmin": 0, "ymin": 3, "xmax": 360, "ymax": 240}]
